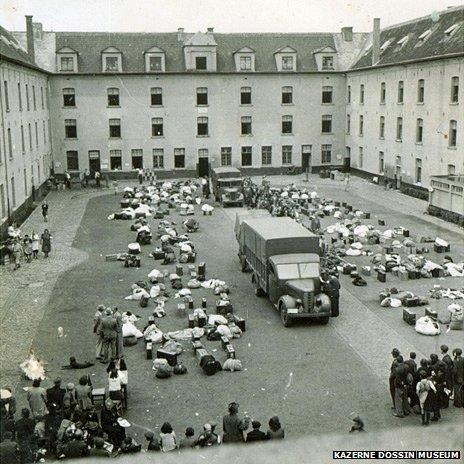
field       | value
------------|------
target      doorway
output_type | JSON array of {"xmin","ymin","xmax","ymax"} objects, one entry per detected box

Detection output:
[
  {"xmin": 302, "ymin": 153, "xmax": 311, "ymax": 172},
  {"xmin": 197, "ymin": 150, "xmax": 210, "ymax": 177},
  {"xmin": 88, "ymin": 150, "xmax": 101, "ymax": 176}
]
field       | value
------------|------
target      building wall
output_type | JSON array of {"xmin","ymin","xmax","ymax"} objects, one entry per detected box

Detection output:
[
  {"xmin": 345, "ymin": 57, "xmax": 464, "ymax": 189},
  {"xmin": 48, "ymin": 73, "xmax": 346, "ymax": 174},
  {"xmin": 0, "ymin": 61, "xmax": 52, "ymax": 226}
]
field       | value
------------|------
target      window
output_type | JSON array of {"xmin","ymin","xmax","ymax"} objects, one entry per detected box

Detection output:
[
  {"xmin": 32, "ymin": 86, "xmax": 36, "ymax": 110},
  {"xmin": 43, "ymin": 121, "xmax": 46, "ymax": 145},
  {"xmin": 28, "ymin": 124, "xmax": 32, "ymax": 150},
  {"xmin": 17, "ymin": 83, "xmax": 22, "ymax": 111},
  {"xmin": 7, "ymin": 128, "xmax": 13, "ymax": 159},
  {"xmin": 66, "ymin": 150, "xmax": 79, "ymax": 170},
  {"xmin": 197, "ymin": 117, "xmax": 208, "ymax": 136},
  {"xmin": 379, "ymin": 116, "xmax": 385, "ymax": 139},
  {"xmin": 104, "ymin": 56, "xmax": 119, "ymax": 72},
  {"xmin": 417, "ymin": 79, "xmax": 425, "ymax": 103},
  {"xmin": 380, "ymin": 82, "xmax": 386, "ymax": 104},
  {"xmin": 397, "ymin": 81, "xmax": 404, "ymax": 103},
  {"xmin": 321, "ymin": 144, "xmax": 332, "ymax": 163},
  {"xmin": 322, "ymin": 86, "xmax": 333, "ymax": 104},
  {"xmin": 63, "ymin": 88, "xmax": 75, "ymax": 107},
  {"xmin": 416, "ymin": 118, "xmax": 423, "ymax": 143},
  {"xmin": 347, "ymin": 85, "xmax": 351, "ymax": 103},
  {"xmin": 379, "ymin": 151, "xmax": 385, "ymax": 173},
  {"xmin": 35, "ymin": 122, "xmax": 38, "ymax": 148},
  {"xmin": 60, "ymin": 57, "xmax": 74, "ymax": 71},
  {"xmin": 195, "ymin": 56, "xmax": 207, "ymax": 70},
  {"xmin": 396, "ymin": 117, "xmax": 403, "ymax": 141},
  {"xmin": 198, "ymin": 149, "xmax": 208, "ymax": 160},
  {"xmin": 25, "ymin": 84, "xmax": 30, "ymax": 110},
  {"xmin": 221, "ymin": 147, "xmax": 232, "ymax": 166},
  {"xmin": 358, "ymin": 146, "xmax": 363, "ymax": 168},
  {"xmin": 302, "ymin": 144, "xmax": 312, "ymax": 155},
  {"xmin": 282, "ymin": 145, "xmax": 292, "ymax": 165},
  {"xmin": 282, "ymin": 115, "xmax": 293, "ymax": 134},
  {"xmin": 20, "ymin": 125, "xmax": 25, "ymax": 153},
  {"xmin": 11, "ymin": 176, "xmax": 16, "ymax": 208},
  {"xmin": 415, "ymin": 158, "xmax": 422, "ymax": 183},
  {"xmin": 110, "ymin": 150, "xmax": 122, "ymax": 170},
  {"xmin": 196, "ymin": 87, "xmax": 208, "ymax": 105},
  {"xmin": 241, "ymin": 116, "xmax": 252, "ymax": 135},
  {"xmin": 451, "ymin": 76, "xmax": 459, "ymax": 103},
  {"xmin": 321, "ymin": 115, "xmax": 332, "ymax": 133},
  {"xmin": 174, "ymin": 148, "xmax": 185, "ymax": 168},
  {"xmin": 261, "ymin": 146, "xmax": 272, "ymax": 166},
  {"xmin": 282, "ymin": 56, "xmax": 294, "ymax": 70},
  {"xmin": 360, "ymin": 84, "xmax": 365, "ymax": 104},
  {"xmin": 240, "ymin": 87, "xmax": 251, "ymax": 105},
  {"xmin": 241, "ymin": 146, "xmax": 252, "ymax": 166},
  {"xmin": 322, "ymin": 56, "xmax": 334, "ymax": 70},
  {"xmin": 109, "ymin": 118, "xmax": 121, "ymax": 138},
  {"xmin": 107, "ymin": 88, "xmax": 120, "ymax": 106},
  {"xmin": 346, "ymin": 114, "xmax": 350, "ymax": 134},
  {"xmin": 151, "ymin": 87, "xmax": 162, "ymax": 106},
  {"xmin": 240, "ymin": 56, "xmax": 252, "ymax": 71},
  {"xmin": 3, "ymin": 81, "xmax": 9, "ymax": 111},
  {"xmin": 448, "ymin": 164, "xmax": 456, "ymax": 175},
  {"xmin": 148, "ymin": 56, "xmax": 162, "ymax": 72},
  {"xmin": 152, "ymin": 149, "xmax": 164, "ymax": 169},
  {"xmin": 282, "ymin": 86, "xmax": 293, "ymax": 104},
  {"xmin": 152, "ymin": 118, "xmax": 163, "ymax": 136},
  {"xmin": 359, "ymin": 115, "xmax": 364, "ymax": 136},
  {"xmin": 131, "ymin": 149, "xmax": 143, "ymax": 169},
  {"xmin": 449, "ymin": 120, "xmax": 457, "ymax": 147},
  {"xmin": 40, "ymin": 87, "xmax": 44, "ymax": 109}
]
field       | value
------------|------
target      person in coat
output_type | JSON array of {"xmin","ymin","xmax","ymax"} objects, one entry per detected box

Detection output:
[
  {"xmin": 246, "ymin": 421, "xmax": 267, "ymax": 442},
  {"xmin": 40, "ymin": 229, "xmax": 52, "ymax": 258},
  {"xmin": 222, "ymin": 402, "xmax": 250, "ymax": 443},
  {"xmin": 0, "ymin": 431, "xmax": 20, "ymax": 464},
  {"xmin": 452, "ymin": 348, "xmax": 464, "ymax": 407},
  {"xmin": 75, "ymin": 376, "xmax": 92, "ymax": 411},
  {"xmin": 41, "ymin": 202, "xmax": 49, "ymax": 222},
  {"xmin": 98, "ymin": 309, "xmax": 118, "ymax": 363},
  {"xmin": 266, "ymin": 416, "xmax": 285, "ymax": 439},
  {"xmin": 416, "ymin": 371, "xmax": 436, "ymax": 425},
  {"xmin": 320, "ymin": 271, "xmax": 340, "ymax": 317},
  {"xmin": 15, "ymin": 409, "xmax": 35, "ymax": 464},
  {"xmin": 113, "ymin": 307, "xmax": 124, "ymax": 359},
  {"xmin": 94, "ymin": 305, "xmax": 105, "ymax": 360},
  {"xmin": 440, "ymin": 345, "xmax": 454, "ymax": 392},
  {"xmin": 46, "ymin": 378, "xmax": 65, "ymax": 412},
  {"xmin": 27, "ymin": 379, "xmax": 47, "ymax": 418}
]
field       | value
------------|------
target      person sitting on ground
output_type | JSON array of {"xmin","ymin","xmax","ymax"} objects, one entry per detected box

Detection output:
[
  {"xmin": 144, "ymin": 431, "xmax": 160, "ymax": 451},
  {"xmin": 196, "ymin": 423, "xmax": 219, "ymax": 447},
  {"xmin": 266, "ymin": 416, "xmax": 285, "ymax": 439},
  {"xmin": 349, "ymin": 416, "xmax": 365, "ymax": 432},
  {"xmin": 159, "ymin": 422, "xmax": 177, "ymax": 452},
  {"xmin": 246, "ymin": 420, "xmax": 267, "ymax": 442},
  {"xmin": 62, "ymin": 356, "xmax": 95, "ymax": 369},
  {"xmin": 62, "ymin": 429, "xmax": 89, "ymax": 458},
  {"xmin": 119, "ymin": 436, "xmax": 141, "ymax": 454},
  {"xmin": 88, "ymin": 436, "xmax": 110, "ymax": 458}
]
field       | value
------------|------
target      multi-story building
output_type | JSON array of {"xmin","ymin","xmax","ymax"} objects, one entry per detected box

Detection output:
[
  {"xmin": 1, "ymin": 5, "xmax": 463, "ymax": 232},
  {"xmin": 0, "ymin": 17, "xmax": 52, "ymax": 233}
]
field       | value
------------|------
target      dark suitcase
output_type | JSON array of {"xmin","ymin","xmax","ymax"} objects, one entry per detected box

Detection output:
[
  {"xmin": 404, "ymin": 297, "xmax": 420, "ymax": 307},
  {"xmin": 402, "ymin": 308, "xmax": 416, "ymax": 326},
  {"xmin": 221, "ymin": 336, "xmax": 230, "ymax": 350},
  {"xmin": 146, "ymin": 342, "xmax": 153, "ymax": 359},
  {"xmin": 140, "ymin": 295, "xmax": 149, "ymax": 308},
  {"xmin": 377, "ymin": 271, "xmax": 386, "ymax": 282},
  {"xmin": 378, "ymin": 219, "xmax": 385, "ymax": 226},
  {"xmin": 197, "ymin": 314, "xmax": 207, "ymax": 328},
  {"xmin": 425, "ymin": 308, "xmax": 438, "ymax": 319},
  {"xmin": 153, "ymin": 250, "xmax": 165, "ymax": 260},
  {"xmin": 176, "ymin": 264, "xmax": 184, "ymax": 276},
  {"xmin": 156, "ymin": 349, "xmax": 178, "ymax": 367},
  {"xmin": 233, "ymin": 316, "xmax": 246, "ymax": 332},
  {"xmin": 198, "ymin": 262, "xmax": 206, "ymax": 277},
  {"xmin": 226, "ymin": 344, "xmax": 236, "ymax": 359},
  {"xmin": 188, "ymin": 314, "xmax": 196, "ymax": 328}
]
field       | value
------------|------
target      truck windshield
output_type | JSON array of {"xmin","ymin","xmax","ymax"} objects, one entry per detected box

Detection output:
[
  {"xmin": 220, "ymin": 180, "xmax": 242, "ymax": 187},
  {"xmin": 277, "ymin": 262, "xmax": 319, "ymax": 280}
]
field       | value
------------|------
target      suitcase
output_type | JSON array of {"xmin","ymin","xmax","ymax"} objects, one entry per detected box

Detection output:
[
  {"xmin": 431, "ymin": 268, "xmax": 444, "ymax": 278},
  {"xmin": 140, "ymin": 295, "xmax": 149, "ymax": 308},
  {"xmin": 226, "ymin": 344, "xmax": 236, "ymax": 359},
  {"xmin": 156, "ymin": 349, "xmax": 178, "ymax": 367},
  {"xmin": 188, "ymin": 314, "xmax": 196, "ymax": 328},
  {"xmin": 201, "ymin": 298, "xmax": 207, "ymax": 309},
  {"xmin": 195, "ymin": 348, "xmax": 209, "ymax": 363},
  {"xmin": 365, "ymin": 213, "xmax": 371, "ymax": 219},
  {"xmin": 425, "ymin": 308, "xmax": 438, "ymax": 319},
  {"xmin": 408, "ymin": 270, "xmax": 419, "ymax": 280},
  {"xmin": 233, "ymin": 316, "xmax": 246, "ymax": 332},
  {"xmin": 177, "ymin": 303, "xmax": 187, "ymax": 317},
  {"xmin": 403, "ymin": 308, "xmax": 416, "ymax": 326},
  {"xmin": 378, "ymin": 219, "xmax": 385, "ymax": 226},
  {"xmin": 217, "ymin": 300, "xmax": 233, "ymax": 315},
  {"xmin": 187, "ymin": 298, "xmax": 194, "ymax": 310},
  {"xmin": 398, "ymin": 269, "xmax": 409, "ymax": 281},
  {"xmin": 198, "ymin": 262, "xmax": 206, "ymax": 277},
  {"xmin": 197, "ymin": 314, "xmax": 207, "ymax": 327},
  {"xmin": 404, "ymin": 297, "xmax": 420, "ymax": 307},
  {"xmin": 361, "ymin": 266, "xmax": 371, "ymax": 277},
  {"xmin": 402, "ymin": 229, "xmax": 410, "ymax": 238},
  {"xmin": 120, "ymin": 200, "xmax": 130, "ymax": 208},
  {"xmin": 434, "ymin": 243, "xmax": 450, "ymax": 253},
  {"xmin": 192, "ymin": 340, "xmax": 203, "ymax": 353},
  {"xmin": 105, "ymin": 254, "xmax": 120, "ymax": 262},
  {"xmin": 146, "ymin": 342, "xmax": 153, "ymax": 359},
  {"xmin": 221, "ymin": 336, "xmax": 230, "ymax": 350},
  {"xmin": 377, "ymin": 271, "xmax": 386, "ymax": 283}
]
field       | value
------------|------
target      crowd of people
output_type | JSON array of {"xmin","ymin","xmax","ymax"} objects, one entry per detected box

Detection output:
[{"xmin": 388, "ymin": 345, "xmax": 464, "ymax": 424}]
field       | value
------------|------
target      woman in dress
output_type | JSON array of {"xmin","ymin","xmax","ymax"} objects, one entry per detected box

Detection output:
[
  {"xmin": 31, "ymin": 231, "xmax": 40, "ymax": 259},
  {"xmin": 75, "ymin": 376, "xmax": 92, "ymax": 411},
  {"xmin": 108, "ymin": 369, "xmax": 123, "ymax": 401},
  {"xmin": 266, "ymin": 416, "xmax": 285, "ymax": 439},
  {"xmin": 40, "ymin": 229, "xmax": 52, "ymax": 258},
  {"xmin": 416, "ymin": 370, "xmax": 436, "ymax": 425},
  {"xmin": 118, "ymin": 359, "xmax": 128, "ymax": 410},
  {"xmin": 159, "ymin": 422, "xmax": 177, "ymax": 452}
]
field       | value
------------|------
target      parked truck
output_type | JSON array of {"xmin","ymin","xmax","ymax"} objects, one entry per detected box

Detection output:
[
  {"xmin": 211, "ymin": 167, "xmax": 244, "ymax": 207},
  {"xmin": 237, "ymin": 216, "xmax": 332, "ymax": 327}
]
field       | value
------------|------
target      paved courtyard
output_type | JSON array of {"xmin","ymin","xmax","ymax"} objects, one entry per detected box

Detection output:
[{"xmin": 1, "ymin": 174, "xmax": 463, "ymax": 445}]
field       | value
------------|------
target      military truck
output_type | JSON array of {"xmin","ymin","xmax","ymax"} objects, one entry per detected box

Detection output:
[
  {"xmin": 211, "ymin": 167, "xmax": 244, "ymax": 207},
  {"xmin": 238, "ymin": 217, "xmax": 332, "ymax": 326}
]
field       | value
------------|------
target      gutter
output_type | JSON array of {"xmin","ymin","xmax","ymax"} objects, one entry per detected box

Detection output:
[{"xmin": 0, "ymin": 53, "xmax": 52, "ymax": 75}]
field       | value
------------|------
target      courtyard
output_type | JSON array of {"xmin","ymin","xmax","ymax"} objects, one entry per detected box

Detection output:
[{"xmin": 1, "ymin": 173, "xmax": 463, "ymax": 449}]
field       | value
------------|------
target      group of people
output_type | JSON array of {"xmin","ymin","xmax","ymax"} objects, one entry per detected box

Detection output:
[
  {"xmin": 62, "ymin": 169, "xmax": 102, "ymax": 189},
  {"xmin": 389, "ymin": 345, "xmax": 464, "ymax": 424},
  {"xmin": 1, "ymin": 385, "xmax": 284, "ymax": 463}
]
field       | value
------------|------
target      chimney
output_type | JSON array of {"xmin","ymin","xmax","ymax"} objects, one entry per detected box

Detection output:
[
  {"xmin": 177, "ymin": 27, "xmax": 184, "ymax": 42},
  {"xmin": 207, "ymin": 27, "xmax": 214, "ymax": 34},
  {"xmin": 341, "ymin": 27, "xmax": 353, "ymax": 42},
  {"xmin": 372, "ymin": 17, "xmax": 380, "ymax": 66},
  {"xmin": 25, "ymin": 15, "xmax": 35, "ymax": 62}
]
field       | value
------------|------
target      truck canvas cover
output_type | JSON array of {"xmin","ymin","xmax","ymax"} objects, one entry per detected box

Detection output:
[
  {"xmin": 212, "ymin": 167, "xmax": 241, "ymax": 179},
  {"xmin": 235, "ymin": 210, "xmax": 272, "ymax": 240}
]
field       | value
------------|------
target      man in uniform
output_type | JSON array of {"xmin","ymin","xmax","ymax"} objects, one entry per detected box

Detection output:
[
  {"xmin": 98, "ymin": 309, "xmax": 118, "ymax": 363},
  {"xmin": 320, "ymin": 271, "xmax": 340, "ymax": 317}
]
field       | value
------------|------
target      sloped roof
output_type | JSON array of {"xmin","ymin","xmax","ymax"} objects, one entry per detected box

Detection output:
[
  {"xmin": 352, "ymin": 6, "xmax": 464, "ymax": 69},
  {"xmin": 0, "ymin": 24, "xmax": 37, "ymax": 68},
  {"xmin": 54, "ymin": 31, "xmax": 337, "ymax": 72},
  {"xmin": 184, "ymin": 31, "xmax": 217, "ymax": 46}
]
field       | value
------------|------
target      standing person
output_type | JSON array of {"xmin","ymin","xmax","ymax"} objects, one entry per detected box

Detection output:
[
  {"xmin": 108, "ymin": 369, "xmax": 123, "ymax": 402},
  {"xmin": 99, "ymin": 309, "xmax": 117, "ymax": 363},
  {"xmin": 393, "ymin": 356, "xmax": 411, "ymax": 418},
  {"xmin": 266, "ymin": 416, "xmax": 285, "ymax": 439},
  {"xmin": 95, "ymin": 171, "xmax": 101, "ymax": 188},
  {"xmin": 452, "ymin": 348, "xmax": 464, "ymax": 408},
  {"xmin": 113, "ymin": 307, "xmax": 124, "ymax": 359},
  {"xmin": 389, "ymin": 348, "xmax": 401, "ymax": 409},
  {"xmin": 0, "ymin": 431, "xmax": 20, "ymax": 464},
  {"xmin": 22, "ymin": 236, "xmax": 32, "ymax": 263},
  {"xmin": 137, "ymin": 168, "xmax": 144, "ymax": 185},
  {"xmin": 344, "ymin": 173, "xmax": 350, "ymax": 191},
  {"xmin": 40, "ymin": 229, "xmax": 52, "ymax": 258},
  {"xmin": 11, "ymin": 239, "xmax": 22, "ymax": 271},
  {"xmin": 93, "ymin": 305, "xmax": 105, "ymax": 360},
  {"xmin": 320, "ymin": 271, "xmax": 340, "ymax": 317},
  {"xmin": 75, "ymin": 376, "xmax": 92, "ymax": 412},
  {"xmin": 46, "ymin": 378, "xmax": 65, "ymax": 413},
  {"xmin": 309, "ymin": 215, "xmax": 321, "ymax": 234},
  {"xmin": 222, "ymin": 402, "xmax": 250, "ymax": 444},
  {"xmin": 84, "ymin": 169, "xmax": 90, "ymax": 188},
  {"xmin": 202, "ymin": 176, "xmax": 210, "ymax": 199},
  {"xmin": 416, "ymin": 371, "xmax": 436, "ymax": 425},
  {"xmin": 41, "ymin": 201, "xmax": 49, "ymax": 222},
  {"xmin": 118, "ymin": 359, "xmax": 128, "ymax": 410},
  {"xmin": 31, "ymin": 232, "xmax": 40, "ymax": 259},
  {"xmin": 159, "ymin": 422, "xmax": 177, "ymax": 452},
  {"xmin": 27, "ymin": 380, "xmax": 47, "ymax": 419},
  {"xmin": 79, "ymin": 170, "xmax": 85, "ymax": 189},
  {"xmin": 441, "ymin": 345, "xmax": 454, "ymax": 393},
  {"xmin": 15, "ymin": 409, "xmax": 35, "ymax": 464},
  {"xmin": 64, "ymin": 170, "xmax": 71, "ymax": 189}
]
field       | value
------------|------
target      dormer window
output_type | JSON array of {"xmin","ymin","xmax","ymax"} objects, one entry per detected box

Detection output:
[
  {"xmin": 416, "ymin": 29, "xmax": 432, "ymax": 46},
  {"xmin": 61, "ymin": 57, "xmax": 74, "ymax": 71},
  {"xmin": 234, "ymin": 47, "xmax": 255, "ymax": 72},
  {"xmin": 240, "ymin": 56, "xmax": 252, "ymax": 71},
  {"xmin": 380, "ymin": 40, "xmax": 392, "ymax": 53},
  {"xmin": 396, "ymin": 35, "xmax": 409, "ymax": 50},
  {"xmin": 183, "ymin": 31, "xmax": 217, "ymax": 71},
  {"xmin": 102, "ymin": 47, "xmax": 122, "ymax": 72},
  {"xmin": 282, "ymin": 56, "xmax": 294, "ymax": 70},
  {"xmin": 56, "ymin": 47, "xmax": 78, "ymax": 73},
  {"xmin": 144, "ymin": 46, "xmax": 166, "ymax": 72},
  {"xmin": 313, "ymin": 46, "xmax": 337, "ymax": 71},
  {"xmin": 322, "ymin": 56, "xmax": 334, "ymax": 70},
  {"xmin": 274, "ymin": 46, "xmax": 297, "ymax": 72}
]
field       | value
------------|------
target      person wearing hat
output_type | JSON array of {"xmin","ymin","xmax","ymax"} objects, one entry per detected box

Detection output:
[
  {"xmin": 144, "ymin": 431, "xmax": 160, "ymax": 451},
  {"xmin": 46, "ymin": 378, "xmax": 65, "ymax": 412},
  {"xmin": 62, "ymin": 428, "xmax": 89, "ymax": 458},
  {"xmin": 389, "ymin": 348, "xmax": 401, "ymax": 409},
  {"xmin": 88, "ymin": 437, "xmax": 110, "ymax": 458},
  {"xmin": 98, "ymin": 309, "xmax": 118, "ymax": 363},
  {"xmin": 246, "ymin": 420, "xmax": 267, "ymax": 442},
  {"xmin": 452, "ymin": 348, "xmax": 464, "ymax": 408},
  {"xmin": 196, "ymin": 424, "xmax": 219, "ymax": 447},
  {"xmin": 440, "ymin": 345, "xmax": 454, "ymax": 390},
  {"xmin": 222, "ymin": 402, "xmax": 250, "ymax": 443},
  {"xmin": 320, "ymin": 270, "xmax": 340, "ymax": 317}
]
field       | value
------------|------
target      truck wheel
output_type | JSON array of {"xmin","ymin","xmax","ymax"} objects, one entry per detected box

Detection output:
[
  {"xmin": 280, "ymin": 304, "xmax": 292, "ymax": 327},
  {"xmin": 318, "ymin": 316, "xmax": 330, "ymax": 325}
]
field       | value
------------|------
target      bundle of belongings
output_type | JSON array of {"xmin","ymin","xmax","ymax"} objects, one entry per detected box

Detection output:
[
  {"xmin": 124, "ymin": 255, "xmax": 141, "ymax": 268},
  {"xmin": 429, "ymin": 285, "xmax": 464, "ymax": 300},
  {"xmin": 415, "ymin": 315, "xmax": 440, "ymax": 336},
  {"xmin": 440, "ymin": 303, "xmax": 463, "ymax": 330},
  {"xmin": 183, "ymin": 218, "xmax": 199, "ymax": 233},
  {"xmin": 379, "ymin": 288, "xmax": 428, "ymax": 308}
]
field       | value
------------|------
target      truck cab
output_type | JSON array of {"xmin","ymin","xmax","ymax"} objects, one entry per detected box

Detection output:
[
  {"xmin": 211, "ymin": 167, "xmax": 244, "ymax": 207},
  {"xmin": 267, "ymin": 254, "xmax": 331, "ymax": 327}
]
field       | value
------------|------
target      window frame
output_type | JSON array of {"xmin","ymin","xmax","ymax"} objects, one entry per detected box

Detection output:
[
  {"xmin": 416, "ymin": 118, "xmax": 423, "ymax": 143},
  {"xmin": 152, "ymin": 117, "xmax": 164, "ymax": 137},
  {"xmin": 109, "ymin": 149, "xmax": 122, "ymax": 170},
  {"xmin": 321, "ymin": 144, "xmax": 332, "ymax": 164},
  {"xmin": 131, "ymin": 149, "xmax": 144, "ymax": 169},
  {"xmin": 321, "ymin": 114, "xmax": 332, "ymax": 134},
  {"xmin": 282, "ymin": 145, "xmax": 292, "ymax": 165},
  {"xmin": 321, "ymin": 86, "xmax": 333, "ymax": 104},
  {"xmin": 174, "ymin": 148, "xmax": 186, "ymax": 169},
  {"xmin": 240, "ymin": 86, "xmax": 252, "ymax": 105},
  {"xmin": 221, "ymin": 147, "xmax": 232, "ymax": 166},
  {"xmin": 197, "ymin": 116, "xmax": 209, "ymax": 136},
  {"xmin": 451, "ymin": 76, "xmax": 459, "ymax": 103},
  {"xmin": 396, "ymin": 117, "xmax": 403, "ymax": 141},
  {"xmin": 282, "ymin": 115, "xmax": 293, "ymax": 134},
  {"xmin": 152, "ymin": 148, "xmax": 164, "ymax": 169},
  {"xmin": 261, "ymin": 146, "xmax": 272, "ymax": 166},
  {"xmin": 241, "ymin": 146, "xmax": 252, "ymax": 166},
  {"xmin": 449, "ymin": 120, "xmax": 457, "ymax": 147},
  {"xmin": 196, "ymin": 87, "xmax": 208, "ymax": 106},
  {"xmin": 150, "ymin": 87, "xmax": 163, "ymax": 106},
  {"xmin": 109, "ymin": 118, "xmax": 121, "ymax": 138},
  {"xmin": 66, "ymin": 150, "xmax": 79, "ymax": 170},
  {"xmin": 397, "ymin": 81, "xmax": 404, "ymax": 104},
  {"xmin": 417, "ymin": 79, "xmax": 425, "ymax": 103},
  {"xmin": 282, "ymin": 86, "xmax": 293, "ymax": 105},
  {"xmin": 107, "ymin": 88, "xmax": 120, "ymax": 107},
  {"xmin": 65, "ymin": 119, "xmax": 77, "ymax": 139},
  {"xmin": 195, "ymin": 56, "xmax": 207, "ymax": 71},
  {"xmin": 63, "ymin": 88, "xmax": 76, "ymax": 107},
  {"xmin": 241, "ymin": 116, "xmax": 252, "ymax": 135}
]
